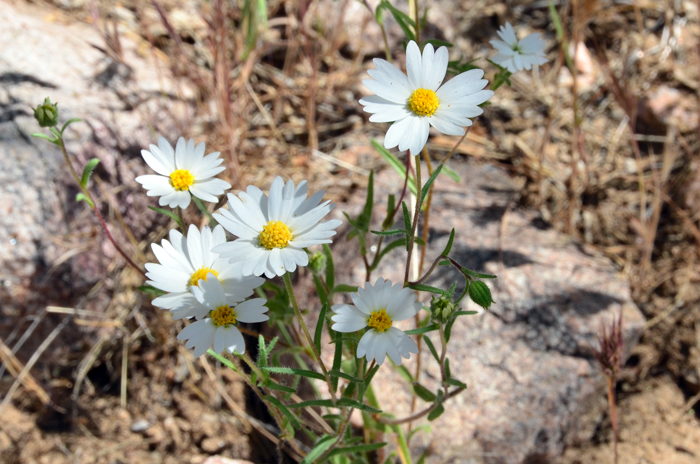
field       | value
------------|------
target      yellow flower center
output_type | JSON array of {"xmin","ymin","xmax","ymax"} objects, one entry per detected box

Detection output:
[
  {"xmin": 367, "ymin": 309, "xmax": 392, "ymax": 332},
  {"xmin": 170, "ymin": 169, "xmax": 195, "ymax": 191},
  {"xmin": 259, "ymin": 220, "xmax": 292, "ymax": 250},
  {"xmin": 211, "ymin": 304, "xmax": 237, "ymax": 327},
  {"xmin": 188, "ymin": 267, "xmax": 219, "ymax": 287},
  {"xmin": 408, "ymin": 88, "xmax": 439, "ymax": 117}
]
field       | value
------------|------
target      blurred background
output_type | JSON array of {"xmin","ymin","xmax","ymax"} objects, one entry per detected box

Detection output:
[{"xmin": 0, "ymin": 0, "xmax": 699, "ymax": 462}]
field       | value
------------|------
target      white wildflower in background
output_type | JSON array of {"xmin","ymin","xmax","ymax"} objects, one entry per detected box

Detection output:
[
  {"xmin": 213, "ymin": 177, "xmax": 342, "ymax": 279},
  {"xmin": 331, "ymin": 278, "xmax": 422, "ymax": 366},
  {"xmin": 146, "ymin": 225, "xmax": 264, "ymax": 320},
  {"xmin": 136, "ymin": 136, "xmax": 231, "ymax": 209},
  {"xmin": 359, "ymin": 40, "xmax": 493, "ymax": 155},
  {"xmin": 177, "ymin": 277, "xmax": 269, "ymax": 357},
  {"xmin": 490, "ymin": 22, "xmax": 548, "ymax": 73}
]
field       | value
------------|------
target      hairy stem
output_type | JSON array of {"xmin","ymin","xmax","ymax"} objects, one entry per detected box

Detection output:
[{"xmin": 283, "ymin": 272, "xmax": 337, "ymax": 403}]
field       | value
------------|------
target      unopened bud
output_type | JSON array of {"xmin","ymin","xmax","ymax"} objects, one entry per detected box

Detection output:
[
  {"xmin": 33, "ymin": 97, "xmax": 59, "ymax": 127},
  {"xmin": 430, "ymin": 294, "xmax": 456, "ymax": 322},
  {"xmin": 468, "ymin": 281, "xmax": 495, "ymax": 310},
  {"xmin": 308, "ymin": 251, "xmax": 327, "ymax": 276}
]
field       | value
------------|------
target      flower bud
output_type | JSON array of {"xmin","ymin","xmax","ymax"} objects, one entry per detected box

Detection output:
[
  {"xmin": 308, "ymin": 251, "xmax": 327, "ymax": 276},
  {"xmin": 468, "ymin": 281, "xmax": 495, "ymax": 310},
  {"xmin": 33, "ymin": 97, "xmax": 59, "ymax": 127},
  {"xmin": 430, "ymin": 294, "xmax": 456, "ymax": 323}
]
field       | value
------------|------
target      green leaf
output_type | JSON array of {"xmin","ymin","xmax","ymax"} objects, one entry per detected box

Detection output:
[
  {"xmin": 422, "ymin": 336, "xmax": 440, "ymax": 363},
  {"xmin": 408, "ymin": 283, "xmax": 444, "ymax": 294},
  {"xmin": 328, "ymin": 370, "xmax": 364, "ymax": 383},
  {"xmin": 382, "ymin": 194, "xmax": 396, "ymax": 230},
  {"xmin": 263, "ymin": 380, "xmax": 296, "ymax": 393},
  {"xmin": 402, "ymin": 201, "xmax": 411, "ymax": 251},
  {"xmin": 422, "ymin": 39, "xmax": 453, "ymax": 48},
  {"xmin": 370, "ymin": 238, "xmax": 406, "ymax": 271},
  {"xmin": 332, "ymin": 329, "xmax": 343, "ymax": 391},
  {"xmin": 80, "ymin": 158, "xmax": 100, "ymax": 187},
  {"xmin": 444, "ymin": 317, "xmax": 456, "ymax": 343},
  {"xmin": 468, "ymin": 281, "xmax": 495, "ymax": 310},
  {"xmin": 441, "ymin": 229, "xmax": 455, "ymax": 257},
  {"xmin": 314, "ymin": 302, "xmax": 329, "ymax": 355},
  {"xmin": 263, "ymin": 395, "xmax": 300, "ymax": 429},
  {"xmin": 59, "ymin": 118, "xmax": 82, "ymax": 135},
  {"xmin": 137, "ymin": 285, "xmax": 166, "ymax": 297},
  {"xmin": 462, "ymin": 268, "xmax": 497, "ymax": 279},
  {"xmin": 444, "ymin": 378, "xmax": 467, "ymax": 389},
  {"xmin": 395, "ymin": 364, "xmax": 414, "ymax": 383},
  {"xmin": 192, "ymin": 196, "xmax": 218, "ymax": 227},
  {"xmin": 325, "ymin": 442, "xmax": 387, "ymax": 459},
  {"xmin": 263, "ymin": 366, "xmax": 325, "ymax": 380},
  {"xmin": 300, "ymin": 435, "xmax": 336, "ymax": 464},
  {"xmin": 206, "ymin": 349, "xmax": 238, "ymax": 372},
  {"xmin": 332, "ymin": 284, "xmax": 359, "ymax": 294},
  {"xmin": 370, "ymin": 229, "xmax": 407, "ymax": 236},
  {"xmin": 418, "ymin": 163, "xmax": 443, "ymax": 212},
  {"xmin": 412, "ymin": 382, "xmax": 436, "ymax": 402},
  {"xmin": 31, "ymin": 132, "xmax": 58, "ymax": 143},
  {"xmin": 427, "ymin": 404, "xmax": 445, "ymax": 421},
  {"xmin": 404, "ymin": 324, "xmax": 439, "ymax": 335},
  {"xmin": 359, "ymin": 170, "xmax": 374, "ymax": 228},
  {"xmin": 148, "ymin": 206, "xmax": 185, "ymax": 230},
  {"xmin": 287, "ymin": 398, "xmax": 335, "ymax": 409},
  {"xmin": 313, "ymin": 274, "xmax": 328, "ymax": 306},
  {"xmin": 445, "ymin": 358, "xmax": 451, "ymax": 379},
  {"xmin": 323, "ymin": 243, "xmax": 335, "ymax": 290},
  {"xmin": 257, "ymin": 335, "xmax": 268, "ymax": 369},
  {"xmin": 455, "ymin": 310, "xmax": 479, "ymax": 316},
  {"xmin": 373, "ymin": 140, "xmax": 417, "ymax": 195},
  {"xmin": 75, "ymin": 192, "xmax": 94, "ymax": 208},
  {"xmin": 379, "ymin": 0, "xmax": 415, "ymax": 41},
  {"xmin": 442, "ymin": 164, "xmax": 461, "ymax": 183},
  {"xmin": 336, "ymin": 398, "xmax": 382, "ymax": 413}
]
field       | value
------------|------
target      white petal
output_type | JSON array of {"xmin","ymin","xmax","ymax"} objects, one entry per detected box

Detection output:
[{"xmin": 405, "ymin": 40, "xmax": 422, "ymax": 89}]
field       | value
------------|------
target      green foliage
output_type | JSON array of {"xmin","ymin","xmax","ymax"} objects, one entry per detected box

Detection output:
[
  {"xmin": 148, "ymin": 206, "xmax": 185, "ymax": 231},
  {"xmin": 80, "ymin": 158, "xmax": 100, "ymax": 188},
  {"xmin": 468, "ymin": 281, "xmax": 495, "ymax": 310}
]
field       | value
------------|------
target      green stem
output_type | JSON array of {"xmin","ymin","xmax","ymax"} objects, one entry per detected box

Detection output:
[
  {"xmin": 283, "ymin": 272, "xmax": 337, "ymax": 404},
  {"xmin": 57, "ymin": 136, "xmax": 146, "ymax": 277}
]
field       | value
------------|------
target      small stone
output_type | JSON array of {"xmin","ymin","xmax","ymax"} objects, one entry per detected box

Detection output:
[
  {"xmin": 130, "ymin": 419, "xmax": 152, "ymax": 433},
  {"xmin": 200, "ymin": 437, "xmax": 225, "ymax": 454}
]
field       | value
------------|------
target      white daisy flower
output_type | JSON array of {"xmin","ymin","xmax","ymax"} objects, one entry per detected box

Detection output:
[
  {"xmin": 359, "ymin": 40, "xmax": 494, "ymax": 155},
  {"xmin": 212, "ymin": 177, "xmax": 343, "ymax": 279},
  {"xmin": 177, "ymin": 277, "xmax": 269, "ymax": 357},
  {"xmin": 146, "ymin": 224, "xmax": 264, "ymax": 320},
  {"xmin": 331, "ymin": 278, "xmax": 422, "ymax": 366},
  {"xmin": 490, "ymin": 22, "xmax": 548, "ymax": 73},
  {"xmin": 136, "ymin": 136, "xmax": 232, "ymax": 209}
]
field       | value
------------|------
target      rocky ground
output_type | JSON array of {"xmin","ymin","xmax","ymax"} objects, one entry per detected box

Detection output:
[{"xmin": 1, "ymin": 0, "xmax": 699, "ymax": 463}]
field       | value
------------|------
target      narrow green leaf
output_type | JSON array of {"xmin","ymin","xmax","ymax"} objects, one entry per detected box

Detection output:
[
  {"xmin": 372, "ymin": 140, "xmax": 417, "ymax": 194},
  {"xmin": 412, "ymin": 382, "xmax": 437, "ymax": 402},
  {"xmin": 263, "ymin": 380, "xmax": 296, "ymax": 393},
  {"xmin": 80, "ymin": 158, "xmax": 100, "ymax": 187},
  {"xmin": 445, "ymin": 358, "xmax": 451, "ymax": 379},
  {"xmin": 370, "ymin": 229, "xmax": 407, "ymax": 236},
  {"xmin": 192, "ymin": 196, "xmax": 218, "ymax": 226},
  {"xmin": 359, "ymin": 170, "xmax": 374, "ymax": 227},
  {"xmin": 263, "ymin": 366, "xmax": 325, "ymax": 380},
  {"xmin": 59, "ymin": 118, "xmax": 82, "ymax": 135},
  {"xmin": 75, "ymin": 192, "xmax": 94, "ymax": 208},
  {"xmin": 422, "ymin": 336, "xmax": 440, "ymax": 363},
  {"xmin": 137, "ymin": 285, "xmax": 166, "ymax": 297},
  {"xmin": 379, "ymin": 0, "xmax": 415, "ymax": 41},
  {"xmin": 441, "ymin": 229, "xmax": 455, "ymax": 257},
  {"xmin": 313, "ymin": 274, "xmax": 328, "ymax": 306},
  {"xmin": 328, "ymin": 370, "xmax": 364, "ymax": 383},
  {"xmin": 402, "ymin": 201, "xmax": 411, "ymax": 251},
  {"xmin": 258, "ymin": 335, "xmax": 268, "ymax": 368},
  {"xmin": 382, "ymin": 194, "xmax": 396, "ymax": 230},
  {"xmin": 314, "ymin": 302, "xmax": 329, "ymax": 355},
  {"xmin": 404, "ymin": 324, "xmax": 439, "ymax": 335},
  {"xmin": 445, "ymin": 317, "xmax": 456, "ymax": 343},
  {"xmin": 263, "ymin": 395, "xmax": 300, "ymax": 429},
  {"xmin": 395, "ymin": 364, "xmax": 414, "ymax": 383},
  {"xmin": 444, "ymin": 378, "xmax": 467, "ymax": 389},
  {"xmin": 206, "ymin": 349, "xmax": 238, "ymax": 372},
  {"xmin": 442, "ymin": 164, "xmax": 461, "ymax": 183},
  {"xmin": 300, "ymin": 436, "xmax": 336, "ymax": 464},
  {"xmin": 332, "ymin": 329, "xmax": 342, "ymax": 391},
  {"xmin": 370, "ymin": 238, "xmax": 406, "ymax": 271},
  {"xmin": 455, "ymin": 311, "xmax": 479, "ymax": 316},
  {"xmin": 325, "ymin": 442, "xmax": 387, "ymax": 459},
  {"xmin": 408, "ymin": 283, "xmax": 445, "ymax": 294},
  {"xmin": 322, "ymin": 243, "xmax": 335, "ymax": 290},
  {"xmin": 287, "ymin": 399, "xmax": 335, "ymax": 409},
  {"xmin": 418, "ymin": 164, "xmax": 443, "ymax": 212},
  {"xmin": 31, "ymin": 132, "xmax": 58, "ymax": 143},
  {"xmin": 461, "ymin": 268, "xmax": 497, "ymax": 279},
  {"xmin": 332, "ymin": 284, "xmax": 359, "ymax": 294},
  {"xmin": 427, "ymin": 404, "xmax": 445, "ymax": 421},
  {"xmin": 148, "ymin": 205, "xmax": 185, "ymax": 230},
  {"xmin": 336, "ymin": 398, "xmax": 382, "ymax": 413}
]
